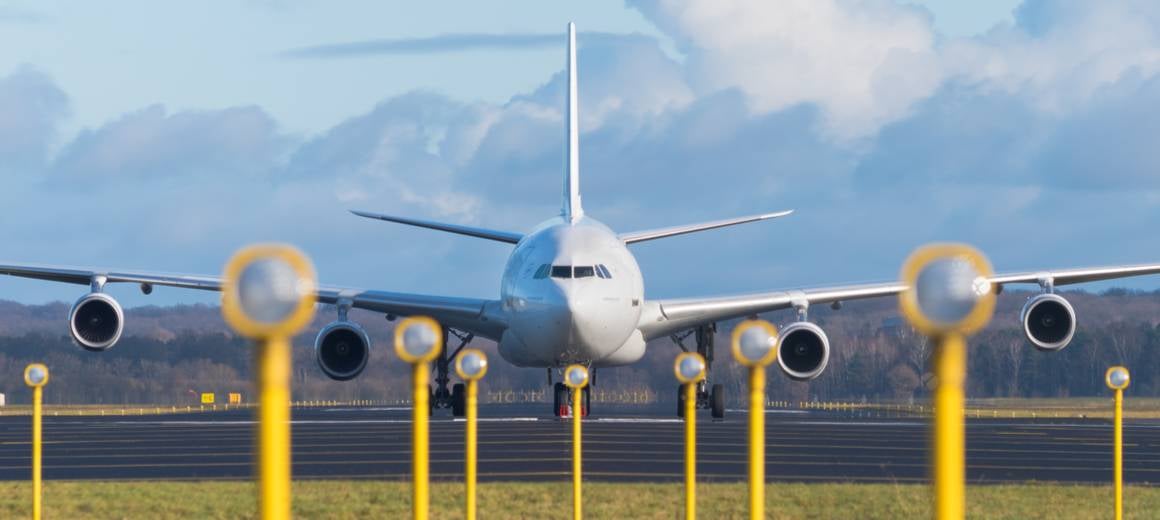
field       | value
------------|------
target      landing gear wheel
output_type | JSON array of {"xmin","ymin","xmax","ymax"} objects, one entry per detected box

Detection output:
[
  {"xmin": 677, "ymin": 386, "xmax": 686, "ymax": 418},
  {"xmin": 553, "ymin": 382, "xmax": 567, "ymax": 418},
  {"xmin": 451, "ymin": 383, "xmax": 466, "ymax": 417},
  {"xmin": 710, "ymin": 384, "xmax": 725, "ymax": 419},
  {"xmin": 428, "ymin": 385, "xmax": 435, "ymax": 414}
]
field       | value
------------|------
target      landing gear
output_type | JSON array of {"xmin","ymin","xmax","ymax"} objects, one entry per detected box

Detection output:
[
  {"xmin": 554, "ymin": 382, "xmax": 567, "ymax": 417},
  {"xmin": 672, "ymin": 323, "xmax": 726, "ymax": 419},
  {"xmin": 451, "ymin": 383, "xmax": 466, "ymax": 417},
  {"xmin": 552, "ymin": 378, "xmax": 590, "ymax": 418},
  {"xmin": 429, "ymin": 328, "xmax": 474, "ymax": 417},
  {"xmin": 678, "ymin": 383, "xmax": 723, "ymax": 418},
  {"xmin": 710, "ymin": 383, "xmax": 725, "ymax": 419}
]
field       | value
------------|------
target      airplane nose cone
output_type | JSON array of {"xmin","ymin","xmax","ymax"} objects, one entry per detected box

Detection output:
[{"xmin": 539, "ymin": 281, "xmax": 602, "ymax": 360}]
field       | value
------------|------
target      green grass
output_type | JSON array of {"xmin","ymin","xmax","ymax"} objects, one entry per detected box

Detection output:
[{"xmin": 0, "ymin": 480, "xmax": 1156, "ymax": 519}]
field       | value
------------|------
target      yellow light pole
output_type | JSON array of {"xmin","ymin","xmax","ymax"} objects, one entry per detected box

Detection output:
[
  {"xmin": 564, "ymin": 364, "xmax": 590, "ymax": 520},
  {"xmin": 24, "ymin": 363, "xmax": 49, "ymax": 520},
  {"xmin": 455, "ymin": 349, "xmax": 489, "ymax": 520},
  {"xmin": 222, "ymin": 244, "xmax": 318, "ymax": 520},
  {"xmin": 394, "ymin": 316, "xmax": 444, "ymax": 520},
  {"xmin": 899, "ymin": 244, "xmax": 995, "ymax": 520},
  {"xmin": 730, "ymin": 319, "xmax": 780, "ymax": 520},
  {"xmin": 1106, "ymin": 366, "xmax": 1130, "ymax": 520},
  {"xmin": 674, "ymin": 352, "xmax": 707, "ymax": 520}
]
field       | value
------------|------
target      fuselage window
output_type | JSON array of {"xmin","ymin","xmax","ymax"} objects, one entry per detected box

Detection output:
[
  {"xmin": 551, "ymin": 265, "xmax": 572, "ymax": 279},
  {"xmin": 534, "ymin": 264, "xmax": 550, "ymax": 279},
  {"xmin": 574, "ymin": 266, "xmax": 595, "ymax": 278}
]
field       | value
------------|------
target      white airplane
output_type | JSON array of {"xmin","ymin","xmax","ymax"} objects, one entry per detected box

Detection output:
[{"xmin": 4, "ymin": 23, "xmax": 1160, "ymax": 418}]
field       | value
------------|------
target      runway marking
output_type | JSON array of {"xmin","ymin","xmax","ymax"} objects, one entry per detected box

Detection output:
[
  {"xmin": 323, "ymin": 407, "xmax": 411, "ymax": 412},
  {"xmin": 451, "ymin": 418, "xmax": 540, "ymax": 422}
]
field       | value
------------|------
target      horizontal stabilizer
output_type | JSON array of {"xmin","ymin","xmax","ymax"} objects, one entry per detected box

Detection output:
[
  {"xmin": 350, "ymin": 210, "xmax": 523, "ymax": 244},
  {"xmin": 618, "ymin": 210, "xmax": 793, "ymax": 244}
]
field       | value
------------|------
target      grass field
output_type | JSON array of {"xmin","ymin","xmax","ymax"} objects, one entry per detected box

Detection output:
[{"xmin": 0, "ymin": 480, "xmax": 1156, "ymax": 519}]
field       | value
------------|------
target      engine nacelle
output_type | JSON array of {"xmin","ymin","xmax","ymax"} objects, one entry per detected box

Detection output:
[
  {"xmin": 69, "ymin": 292, "xmax": 124, "ymax": 352},
  {"xmin": 314, "ymin": 321, "xmax": 372, "ymax": 381},
  {"xmin": 1021, "ymin": 293, "xmax": 1076, "ymax": 351},
  {"xmin": 776, "ymin": 321, "xmax": 831, "ymax": 381}
]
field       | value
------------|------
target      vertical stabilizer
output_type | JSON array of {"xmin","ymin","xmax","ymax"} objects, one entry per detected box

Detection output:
[{"xmin": 562, "ymin": 22, "xmax": 583, "ymax": 223}]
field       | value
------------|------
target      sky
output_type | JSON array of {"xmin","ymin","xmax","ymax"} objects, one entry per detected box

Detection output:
[{"xmin": 2, "ymin": 0, "xmax": 1160, "ymax": 308}]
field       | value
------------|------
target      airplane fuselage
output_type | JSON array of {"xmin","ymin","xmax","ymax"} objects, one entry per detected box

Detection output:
[{"xmin": 498, "ymin": 216, "xmax": 646, "ymax": 368}]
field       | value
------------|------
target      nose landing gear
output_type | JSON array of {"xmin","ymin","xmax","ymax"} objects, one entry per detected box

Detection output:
[
  {"xmin": 551, "ymin": 371, "xmax": 591, "ymax": 418},
  {"xmin": 672, "ymin": 323, "xmax": 726, "ymax": 419}
]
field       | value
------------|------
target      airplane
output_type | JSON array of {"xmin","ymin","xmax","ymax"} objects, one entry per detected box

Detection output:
[{"xmin": 4, "ymin": 23, "xmax": 1160, "ymax": 419}]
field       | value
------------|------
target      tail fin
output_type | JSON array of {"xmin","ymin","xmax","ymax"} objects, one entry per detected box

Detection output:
[{"xmin": 562, "ymin": 22, "xmax": 583, "ymax": 223}]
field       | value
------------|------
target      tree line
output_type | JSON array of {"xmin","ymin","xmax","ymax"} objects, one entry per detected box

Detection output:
[{"xmin": 0, "ymin": 289, "xmax": 1156, "ymax": 406}]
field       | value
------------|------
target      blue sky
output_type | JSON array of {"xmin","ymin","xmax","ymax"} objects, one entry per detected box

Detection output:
[{"xmin": 3, "ymin": 0, "xmax": 1160, "ymax": 306}]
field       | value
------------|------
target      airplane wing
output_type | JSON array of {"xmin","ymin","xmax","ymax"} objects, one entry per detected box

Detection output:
[
  {"xmin": 0, "ymin": 262, "xmax": 506, "ymax": 340},
  {"xmin": 638, "ymin": 282, "xmax": 905, "ymax": 340},
  {"xmin": 638, "ymin": 262, "xmax": 1160, "ymax": 341}
]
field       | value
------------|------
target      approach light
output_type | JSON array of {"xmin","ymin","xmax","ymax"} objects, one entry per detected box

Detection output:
[
  {"xmin": 564, "ymin": 365, "xmax": 589, "ymax": 389},
  {"xmin": 900, "ymin": 243, "xmax": 995, "ymax": 336},
  {"xmin": 395, "ymin": 316, "xmax": 443, "ymax": 364},
  {"xmin": 674, "ymin": 352, "xmax": 707, "ymax": 384},
  {"xmin": 1106, "ymin": 366, "xmax": 1131, "ymax": 391},
  {"xmin": 24, "ymin": 363, "xmax": 49, "ymax": 388},
  {"xmin": 455, "ymin": 349, "xmax": 489, "ymax": 381},
  {"xmin": 731, "ymin": 319, "xmax": 779, "ymax": 367},
  {"xmin": 222, "ymin": 244, "xmax": 316, "ymax": 338}
]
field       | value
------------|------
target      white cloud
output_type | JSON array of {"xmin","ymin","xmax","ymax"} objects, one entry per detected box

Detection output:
[
  {"xmin": 51, "ymin": 104, "xmax": 286, "ymax": 182},
  {"xmin": 0, "ymin": 66, "xmax": 68, "ymax": 172},
  {"xmin": 631, "ymin": 0, "xmax": 941, "ymax": 140}
]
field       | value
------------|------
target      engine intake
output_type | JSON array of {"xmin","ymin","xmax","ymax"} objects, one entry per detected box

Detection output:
[
  {"xmin": 1021, "ymin": 293, "xmax": 1076, "ymax": 351},
  {"xmin": 776, "ymin": 321, "xmax": 830, "ymax": 381},
  {"xmin": 69, "ymin": 293, "xmax": 124, "ymax": 351},
  {"xmin": 315, "ymin": 321, "xmax": 371, "ymax": 381}
]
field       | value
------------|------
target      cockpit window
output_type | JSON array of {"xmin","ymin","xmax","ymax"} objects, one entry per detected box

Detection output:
[{"xmin": 543, "ymin": 264, "xmax": 610, "ymax": 280}]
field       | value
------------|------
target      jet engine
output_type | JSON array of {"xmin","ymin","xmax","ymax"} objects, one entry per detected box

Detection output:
[
  {"xmin": 69, "ymin": 292, "xmax": 124, "ymax": 352},
  {"xmin": 1021, "ymin": 293, "xmax": 1076, "ymax": 351},
  {"xmin": 776, "ymin": 321, "xmax": 831, "ymax": 381},
  {"xmin": 314, "ymin": 321, "xmax": 372, "ymax": 381}
]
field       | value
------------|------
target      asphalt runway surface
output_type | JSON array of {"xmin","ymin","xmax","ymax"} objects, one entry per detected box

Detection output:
[{"xmin": 0, "ymin": 405, "xmax": 1156, "ymax": 484}]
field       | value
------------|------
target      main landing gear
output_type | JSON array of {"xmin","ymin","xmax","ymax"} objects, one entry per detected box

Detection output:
[
  {"xmin": 672, "ymin": 323, "xmax": 726, "ymax": 419},
  {"xmin": 550, "ymin": 369, "xmax": 591, "ymax": 418},
  {"xmin": 429, "ymin": 328, "xmax": 474, "ymax": 418}
]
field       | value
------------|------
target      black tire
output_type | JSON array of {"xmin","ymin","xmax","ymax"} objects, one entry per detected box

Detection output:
[
  {"xmin": 553, "ymin": 382, "xmax": 567, "ymax": 417},
  {"xmin": 451, "ymin": 383, "xmax": 466, "ymax": 417},
  {"xmin": 711, "ymin": 384, "xmax": 725, "ymax": 419},
  {"xmin": 677, "ymin": 386, "xmax": 686, "ymax": 418},
  {"xmin": 582, "ymin": 386, "xmax": 592, "ymax": 417},
  {"xmin": 428, "ymin": 385, "xmax": 435, "ymax": 413}
]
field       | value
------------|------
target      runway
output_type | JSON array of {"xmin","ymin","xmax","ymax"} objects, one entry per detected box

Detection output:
[{"xmin": 0, "ymin": 405, "xmax": 1156, "ymax": 484}]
